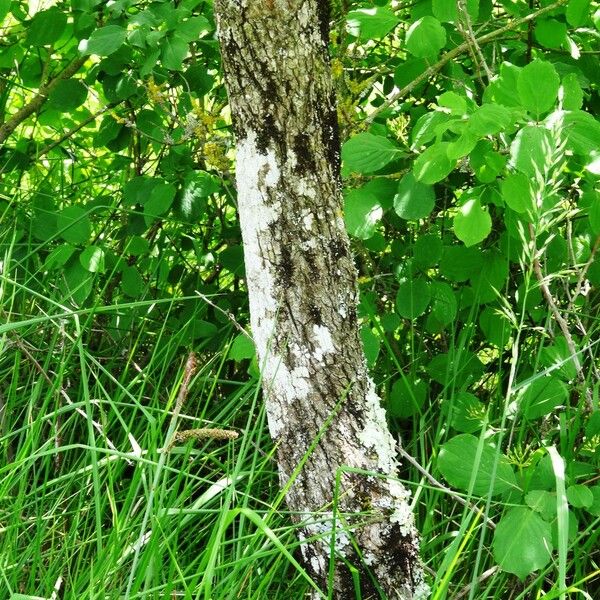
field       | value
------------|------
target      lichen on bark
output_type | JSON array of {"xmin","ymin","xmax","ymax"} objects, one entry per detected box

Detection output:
[{"xmin": 214, "ymin": 1, "xmax": 428, "ymax": 597}]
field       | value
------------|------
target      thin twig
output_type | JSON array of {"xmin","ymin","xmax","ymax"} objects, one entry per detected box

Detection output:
[
  {"xmin": 365, "ymin": 0, "xmax": 568, "ymax": 124},
  {"xmin": 398, "ymin": 447, "xmax": 496, "ymax": 529},
  {"xmin": 0, "ymin": 56, "xmax": 87, "ymax": 144},
  {"xmin": 194, "ymin": 290, "xmax": 252, "ymax": 340},
  {"xmin": 453, "ymin": 566, "xmax": 500, "ymax": 600}
]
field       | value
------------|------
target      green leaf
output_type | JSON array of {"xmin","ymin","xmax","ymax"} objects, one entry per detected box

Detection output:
[
  {"xmin": 437, "ymin": 91, "xmax": 467, "ymax": 115},
  {"xmin": 430, "ymin": 281, "xmax": 457, "ymax": 325},
  {"xmin": 344, "ymin": 189, "xmax": 383, "ymax": 240},
  {"xmin": 566, "ymin": 0, "xmax": 591, "ymax": 27},
  {"xmin": 411, "ymin": 111, "xmax": 450, "ymax": 149},
  {"xmin": 123, "ymin": 176, "xmax": 158, "ymax": 206},
  {"xmin": 534, "ymin": 19, "xmax": 567, "ymax": 49},
  {"xmin": 440, "ymin": 245, "xmax": 483, "ymax": 282},
  {"xmin": 62, "ymin": 260, "xmax": 94, "ymax": 305},
  {"xmin": 559, "ymin": 111, "xmax": 600, "ymax": 156},
  {"xmin": 432, "ymin": 0, "xmax": 479, "ymax": 22},
  {"xmin": 342, "ymin": 133, "xmax": 402, "ymax": 174},
  {"xmin": 560, "ymin": 73, "xmax": 583, "ymax": 111},
  {"xmin": 454, "ymin": 198, "xmax": 491, "ymax": 247},
  {"xmin": 121, "ymin": 265, "xmax": 143, "ymax": 298},
  {"xmin": 27, "ymin": 7, "xmax": 67, "ymax": 46},
  {"xmin": 493, "ymin": 507, "xmax": 553, "ymax": 580},
  {"xmin": 47, "ymin": 80, "xmax": 88, "ymax": 111},
  {"xmin": 517, "ymin": 59, "xmax": 560, "ymax": 118},
  {"xmin": 468, "ymin": 103, "xmax": 512, "ymax": 136},
  {"xmin": 518, "ymin": 376, "xmax": 569, "ymax": 420},
  {"xmin": 177, "ymin": 16, "xmax": 212, "ymax": 42},
  {"xmin": 413, "ymin": 142, "xmax": 456, "ymax": 184},
  {"xmin": 501, "ymin": 172, "xmax": 535, "ymax": 214},
  {"xmin": 413, "ymin": 234, "xmax": 443, "ymax": 268},
  {"xmin": 566, "ymin": 484, "xmax": 593, "ymax": 508},
  {"xmin": 81, "ymin": 26, "xmax": 127, "ymax": 56},
  {"xmin": 396, "ymin": 278, "xmax": 431, "ymax": 319},
  {"xmin": 526, "ymin": 490, "xmax": 557, "ymax": 521},
  {"xmin": 161, "ymin": 33, "xmax": 188, "ymax": 70},
  {"xmin": 427, "ymin": 351, "xmax": 484, "ymax": 386},
  {"xmin": 44, "ymin": 244, "xmax": 76, "ymax": 270},
  {"xmin": 405, "ymin": 16, "xmax": 447, "ymax": 58},
  {"xmin": 57, "ymin": 206, "xmax": 91, "ymax": 244},
  {"xmin": 438, "ymin": 434, "xmax": 518, "ymax": 496},
  {"xmin": 509, "ymin": 125, "xmax": 553, "ymax": 177},
  {"xmin": 346, "ymin": 7, "xmax": 399, "ymax": 39},
  {"xmin": 79, "ymin": 245, "xmax": 105, "ymax": 273},
  {"xmin": 144, "ymin": 181, "xmax": 176, "ymax": 224},
  {"xmin": 228, "ymin": 334, "xmax": 255, "ymax": 362},
  {"xmin": 360, "ymin": 326, "xmax": 380, "ymax": 367},
  {"xmin": 388, "ymin": 378, "xmax": 427, "ymax": 418},
  {"xmin": 483, "ymin": 62, "xmax": 522, "ymax": 107},
  {"xmin": 442, "ymin": 392, "xmax": 486, "ymax": 433},
  {"xmin": 394, "ymin": 173, "xmax": 435, "ymax": 220},
  {"xmin": 479, "ymin": 306, "xmax": 512, "ymax": 348},
  {"xmin": 540, "ymin": 337, "xmax": 579, "ymax": 381}
]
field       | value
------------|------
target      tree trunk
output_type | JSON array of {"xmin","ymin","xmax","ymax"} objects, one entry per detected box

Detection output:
[{"xmin": 214, "ymin": 2, "xmax": 428, "ymax": 598}]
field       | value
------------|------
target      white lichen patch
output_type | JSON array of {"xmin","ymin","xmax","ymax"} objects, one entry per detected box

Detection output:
[
  {"xmin": 311, "ymin": 324, "xmax": 336, "ymax": 362},
  {"xmin": 357, "ymin": 379, "xmax": 398, "ymax": 473}
]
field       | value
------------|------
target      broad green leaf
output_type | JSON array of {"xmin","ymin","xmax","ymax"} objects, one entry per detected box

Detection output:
[
  {"xmin": 534, "ymin": 19, "xmax": 567, "ymax": 49},
  {"xmin": 483, "ymin": 62, "xmax": 522, "ymax": 107},
  {"xmin": 442, "ymin": 392, "xmax": 486, "ymax": 433},
  {"xmin": 526, "ymin": 490, "xmax": 557, "ymax": 521},
  {"xmin": 228, "ymin": 334, "xmax": 255, "ymax": 362},
  {"xmin": 123, "ymin": 176, "xmax": 158, "ymax": 206},
  {"xmin": 413, "ymin": 142, "xmax": 456, "ymax": 184},
  {"xmin": 94, "ymin": 115, "xmax": 122, "ymax": 147},
  {"xmin": 62, "ymin": 260, "xmax": 94, "ymax": 305},
  {"xmin": 126, "ymin": 236, "xmax": 149, "ymax": 256},
  {"xmin": 346, "ymin": 7, "xmax": 399, "ymax": 39},
  {"xmin": 447, "ymin": 132, "xmax": 478, "ymax": 159},
  {"xmin": 470, "ymin": 146, "xmax": 507, "ymax": 183},
  {"xmin": 360, "ymin": 326, "xmax": 380, "ymax": 367},
  {"xmin": 589, "ymin": 195, "xmax": 600, "ymax": 234},
  {"xmin": 560, "ymin": 73, "xmax": 583, "ymax": 111},
  {"xmin": 540, "ymin": 337, "xmax": 579, "ymax": 381},
  {"xmin": 559, "ymin": 111, "xmax": 600, "ymax": 156},
  {"xmin": 454, "ymin": 198, "xmax": 491, "ymax": 247},
  {"xmin": 177, "ymin": 16, "xmax": 212, "ymax": 42},
  {"xmin": 79, "ymin": 245, "xmax": 105, "ymax": 273},
  {"xmin": 430, "ymin": 281, "xmax": 457, "ymax": 325},
  {"xmin": 432, "ymin": 0, "xmax": 479, "ymax": 22},
  {"xmin": 427, "ymin": 351, "xmax": 485, "ymax": 386},
  {"xmin": 121, "ymin": 265, "xmax": 143, "ymax": 297},
  {"xmin": 470, "ymin": 250, "xmax": 509, "ymax": 303},
  {"xmin": 438, "ymin": 434, "xmax": 518, "ymax": 495},
  {"xmin": 342, "ymin": 133, "xmax": 402, "ymax": 174},
  {"xmin": 57, "ymin": 206, "xmax": 91, "ymax": 244},
  {"xmin": 394, "ymin": 58, "xmax": 429, "ymax": 90},
  {"xmin": 518, "ymin": 376, "xmax": 568, "ymax": 420},
  {"xmin": 144, "ymin": 181, "xmax": 176, "ymax": 223},
  {"xmin": 479, "ymin": 306, "xmax": 512, "ymax": 348},
  {"xmin": 517, "ymin": 60, "xmax": 560, "ymax": 118},
  {"xmin": 394, "ymin": 173, "xmax": 435, "ymax": 220},
  {"xmin": 440, "ymin": 245, "xmax": 483, "ymax": 282},
  {"xmin": 509, "ymin": 125, "xmax": 553, "ymax": 177},
  {"xmin": 566, "ymin": 0, "xmax": 591, "ymax": 27},
  {"xmin": 586, "ymin": 486, "xmax": 600, "ymax": 516},
  {"xmin": 389, "ymin": 378, "xmax": 427, "ymax": 418},
  {"xmin": 405, "ymin": 16, "xmax": 446, "ymax": 58},
  {"xmin": 344, "ymin": 189, "xmax": 383, "ymax": 239},
  {"xmin": 501, "ymin": 172, "xmax": 534, "ymax": 214},
  {"xmin": 81, "ymin": 26, "xmax": 127, "ymax": 56},
  {"xmin": 567, "ymin": 484, "xmax": 593, "ymax": 508},
  {"xmin": 493, "ymin": 507, "xmax": 553, "ymax": 580},
  {"xmin": 0, "ymin": 0, "xmax": 10, "ymax": 23},
  {"xmin": 395, "ymin": 278, "xmax": 431, "ymax": 319},
  {"xmin": 161, "ymin": 34, "xmax": 188, "ymax": 70},
  {"xmin": 183, "ymin": 64, "xmax": 215, "ymax": 96},
  {"xmin": 47, "ymin": 80, "xmax": 88, "ymax": 111},
  {"xmin": 437, "ymin": 91, "xmax": 467, "ymax": 115},
  {"xmin": 468, "ymin": 103, "xmax": 512, "ymax": 136},
  {"xmin": 413, "ymin": 234, "xmax": 443, "ymax": 268},
  {"xmin": 27, "ymin": 7, "xmax": 67, "ymax": 46},
  {"xmin": 411, "ymin": 111, "xmax": 451, "ymax": 149},
  {"xmin": 45, "ymin": 244, "xmax": 76, "ymax": 270}
]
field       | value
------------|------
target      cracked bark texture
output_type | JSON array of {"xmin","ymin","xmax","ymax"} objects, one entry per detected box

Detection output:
[{"xmin": 214, "ymin": 1, "xmax": 427, "ymax": 598}]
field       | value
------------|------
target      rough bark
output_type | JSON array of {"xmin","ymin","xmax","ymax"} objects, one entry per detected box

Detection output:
[{"xmin": 214, "ymin": 2, "xmax": 428, "ymax": 598}]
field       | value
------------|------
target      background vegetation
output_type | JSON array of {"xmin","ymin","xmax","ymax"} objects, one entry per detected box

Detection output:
[{"xmin": 1, "ymin": 0, "xmax": 599, "ymax": 598}]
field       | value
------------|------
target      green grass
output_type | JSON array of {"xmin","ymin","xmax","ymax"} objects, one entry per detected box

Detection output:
[{"xmin": 1, "ymin": 224, "xmax": 599, "ymax": 600}]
